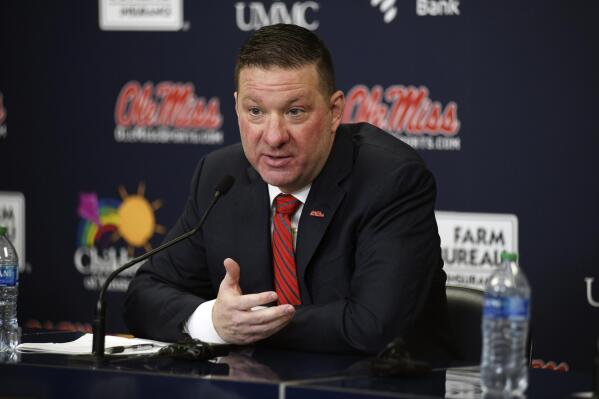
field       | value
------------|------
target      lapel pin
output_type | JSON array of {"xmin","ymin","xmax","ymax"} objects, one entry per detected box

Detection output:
[{"xmin": 309, "ymin": 210, "xmax": 325, "ymax": 218}]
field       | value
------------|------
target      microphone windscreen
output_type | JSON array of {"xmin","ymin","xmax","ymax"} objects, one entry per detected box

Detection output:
[{"xmin": 215, "ymin": 175, "xmax": 235, "ymax": 196}]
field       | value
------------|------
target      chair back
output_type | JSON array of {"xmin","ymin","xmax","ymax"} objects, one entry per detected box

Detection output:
[{"xmin": 446, "ymin": 285, "xmax": 484, "ymax": 363}]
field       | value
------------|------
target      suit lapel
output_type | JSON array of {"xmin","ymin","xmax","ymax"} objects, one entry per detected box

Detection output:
[
  {"xmin": 295, "ymin": 128, "xmax": 353, "ymax": 304},
  {"xmin": 237, "ymin": 166, "xmax": 273, "ymax": 294}
]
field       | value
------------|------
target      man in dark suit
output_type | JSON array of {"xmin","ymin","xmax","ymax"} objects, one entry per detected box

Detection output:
[{"xmin": 124, "ymin": 24, "xmax": 450, "ymax": 357}]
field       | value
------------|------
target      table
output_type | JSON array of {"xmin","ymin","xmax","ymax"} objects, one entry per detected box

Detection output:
[{"xmin": 0, "ymin": 331, "xmax": 592, "ymax": 399}]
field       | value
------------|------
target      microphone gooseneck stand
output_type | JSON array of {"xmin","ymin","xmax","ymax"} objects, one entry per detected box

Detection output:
[{"xmin": 92, "ymin": 176, "xmax": 234, "ymax": 359}]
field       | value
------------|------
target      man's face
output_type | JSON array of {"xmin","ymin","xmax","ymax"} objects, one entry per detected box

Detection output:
[{"xmin": 235, "ymin": 64, "xmax": 344, "ymax": 193}]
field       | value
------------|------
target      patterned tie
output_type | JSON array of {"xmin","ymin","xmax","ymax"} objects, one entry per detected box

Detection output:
[{"xmin": 272, "ymin": 194, "xmax": 302, "ymax": 305}]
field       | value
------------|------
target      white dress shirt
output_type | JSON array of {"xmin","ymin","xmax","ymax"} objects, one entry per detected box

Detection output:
[{"xmin": 183, "ymin": 183, "xmax": 311, "ymax": 343}]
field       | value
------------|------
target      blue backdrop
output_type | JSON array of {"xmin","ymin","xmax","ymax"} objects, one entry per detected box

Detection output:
[{"xmin": 1, "ymin": 0, "xmax": 597, "ymax": 370}]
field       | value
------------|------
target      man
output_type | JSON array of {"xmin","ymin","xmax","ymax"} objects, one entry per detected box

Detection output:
[{"xmin": 124, "ymin": 24, "xmax": 450, "ymax": 357}]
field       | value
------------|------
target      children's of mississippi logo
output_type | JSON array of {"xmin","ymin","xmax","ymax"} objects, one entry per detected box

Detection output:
[{"xmin": 74, "ymin": 182, "xmax": 165, "ymax": 292}]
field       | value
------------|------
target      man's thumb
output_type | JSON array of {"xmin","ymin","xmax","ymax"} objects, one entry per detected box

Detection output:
[{"xmin": 222, "ymin": 258, "xmax": 241, "ymax": 289}]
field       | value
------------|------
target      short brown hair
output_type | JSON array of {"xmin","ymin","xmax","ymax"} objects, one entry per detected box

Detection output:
[{"xmin": 234, "ymin": 24, "xmax": 336, "ymax": 97}]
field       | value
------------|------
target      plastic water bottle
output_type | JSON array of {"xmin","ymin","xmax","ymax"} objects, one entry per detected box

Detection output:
[
  {"xmin": 0, "ymin": 225, "xmax": 19, "ymax": 352},
  {"xmin": 481, "ymin": 251, "xmax": 530, "ymax": 396},
  {"xmin": 593, "ymin": 337, "xmax": 599, "ymax": 398}
]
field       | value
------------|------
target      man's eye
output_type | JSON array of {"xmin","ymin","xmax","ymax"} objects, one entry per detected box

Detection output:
[
  {"xmin": 288, "ymin": 108, "xmax": 304, "ymax": 117},
  {"xmin": 248, "ymin": 107, "xmax": 261, "ymax": 116}
]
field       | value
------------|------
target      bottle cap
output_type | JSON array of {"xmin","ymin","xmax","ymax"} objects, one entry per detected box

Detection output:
[
  {"xmin": 500, "ymin": 250, "xmax": 518, "ymax": 262},
  {"xmin": 0, "ymin": 226, "xmax": 6, "ymax": 235}
]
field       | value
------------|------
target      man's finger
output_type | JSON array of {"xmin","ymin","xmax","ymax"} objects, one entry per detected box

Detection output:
[
  {"xmin": 243, "ymin": 308, "xmax": 295, "ymax": 339},
  {"xmin": 242, "ymin": 304, "xmax": 295, "ymax": 326},
  {"xmin": 224, "ymin": 305, "xmax": 295, "ymax": 344},
  {"xmin": 235, "ymin": 291, "xmax": 278, "ymax": 310},
  {"xmin": 221, "ymin": 258, "xmax": 241, "ymax": 290}
]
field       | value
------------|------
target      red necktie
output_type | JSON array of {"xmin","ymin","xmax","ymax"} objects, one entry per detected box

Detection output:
[{"xmin": 272, "ymin": 194, "xmax": 302, "ymax": 305}]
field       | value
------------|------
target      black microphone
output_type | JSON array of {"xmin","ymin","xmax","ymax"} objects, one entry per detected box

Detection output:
[{"xmin": 92, "ymin": 175, "xmax": 234, "ymax": 358}]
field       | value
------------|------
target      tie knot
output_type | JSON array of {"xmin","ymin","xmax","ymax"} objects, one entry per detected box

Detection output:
[{"xmin": 274, "ymin": 194, "xmax": 301, "ymax": 216}]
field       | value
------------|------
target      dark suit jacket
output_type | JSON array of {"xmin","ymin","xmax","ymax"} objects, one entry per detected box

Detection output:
[{"xmin": 124, "ymin": 122, "xmax": 451, "ymax": 357}]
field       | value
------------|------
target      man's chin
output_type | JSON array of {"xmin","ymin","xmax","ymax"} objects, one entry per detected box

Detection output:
[{"xmin": 258, "ymin": 170, "xmax": 297, "ymax": 191}]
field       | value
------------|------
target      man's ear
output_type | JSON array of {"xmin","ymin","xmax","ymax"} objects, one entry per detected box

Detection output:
[
  {"xmin": 233, "ymin": 92, "xmax": 239, "ymax": 117},
  {"xmin": 329, "ymin": 90, "xmax": 345, "ymax": 132}
]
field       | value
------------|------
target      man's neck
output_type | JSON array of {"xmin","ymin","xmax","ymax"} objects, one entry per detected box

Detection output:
[{"xmin": 268, "ymin": 184, "xmax": 311, "ymax": 206}]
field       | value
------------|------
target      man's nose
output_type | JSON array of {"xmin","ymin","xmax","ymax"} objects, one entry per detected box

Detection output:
[{"xmin": 263, "ymin": 114, "xmax": 289, "ymax": 147}]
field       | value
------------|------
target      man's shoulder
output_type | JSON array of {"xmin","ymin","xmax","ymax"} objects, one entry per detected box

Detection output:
[
  {"xmin": 202, "ymin": 142, "xmax": 248, "ymax": 170},
  {"xmin": 340, "ymin": 123, "xmax": 425, "ymax": 168},
  {"xmin": 333, "ymin": 123, "xmax": 436, "ymax": 207},
  {"xmin": 191, "ymin": 142, "xmax": 252, "ymax": 192},
  {"xmin": 205, "ymin": 142, "xmax": 245, "ymax": 161}
]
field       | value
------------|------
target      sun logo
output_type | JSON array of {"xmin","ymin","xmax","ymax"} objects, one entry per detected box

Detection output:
[
  {"xmin": 77, "ymin": 182, "xmax": 165, "ymax": 255},
  {"xmin": 116, "ymin": 182, "xmax": 166, "ymax": 254}
]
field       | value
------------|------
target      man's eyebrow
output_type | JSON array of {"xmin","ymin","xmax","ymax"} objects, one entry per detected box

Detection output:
[
  {"xmin": 285, "ymin": 97, "xmax": 303, "ymax": 105},
  {"xmin": 239, "ymin": 95, "xmax": 259, "ymax": 104},
  {"xmin": 239, "ymin": 95, "xmax": 310, "ymax": 106}
]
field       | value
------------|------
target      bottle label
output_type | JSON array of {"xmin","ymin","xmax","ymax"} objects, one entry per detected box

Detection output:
[
  {"xmin": 483, "ymin": 295, "xmax": 529, "ymax": 320},
  {"xmin": 0, "ymin": 265, "xmax": 18, "ymax": 286}
]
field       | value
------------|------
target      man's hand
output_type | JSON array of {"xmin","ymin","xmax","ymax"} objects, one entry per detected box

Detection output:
[{"xmin": 213, "ymin": 258, "xmax": 295, "ymax": 345}]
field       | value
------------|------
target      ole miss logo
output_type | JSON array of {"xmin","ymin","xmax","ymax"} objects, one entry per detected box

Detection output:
[
  {"xmin": 115, "ymin": 81, "xmax": 222, "ymax": 129},
  {"xmin": 342, "ymin": 84, "xmax": 462, "ymax": 151},
  {"xmin": 113, "ymin": 81, "xmax": 224, "ymax": 145}
]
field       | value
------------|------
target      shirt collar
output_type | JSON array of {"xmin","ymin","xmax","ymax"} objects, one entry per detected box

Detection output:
[{"xmin": 268, "ymin": 184, "xmax": 311, "ymax": 207}]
